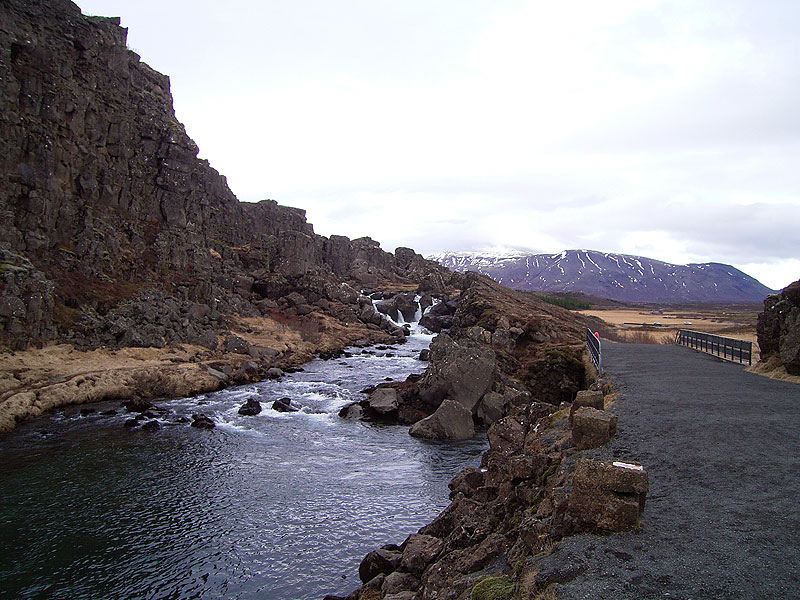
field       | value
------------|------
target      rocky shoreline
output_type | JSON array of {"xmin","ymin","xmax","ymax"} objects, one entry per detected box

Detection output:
[
  {"xmin": 324, "ymin": 274, "xmax": 650, "ymax": 600},
  {"xmin": 0, "ymin": 287, "xmax": 426, "ymax": 433}
]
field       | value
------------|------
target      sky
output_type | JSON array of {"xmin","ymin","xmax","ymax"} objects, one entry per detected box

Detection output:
[{"xmin": 76, "ymin": 0, "xmax": 800, "ymax": 290}]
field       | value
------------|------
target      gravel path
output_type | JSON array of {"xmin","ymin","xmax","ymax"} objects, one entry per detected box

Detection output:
[{"xmin": 540, "ymin": 342, "xmax": 800, "ymax": 600}]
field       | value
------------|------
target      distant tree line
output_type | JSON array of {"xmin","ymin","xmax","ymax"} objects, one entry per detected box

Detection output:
[{"xmin": 535, "ymin": 294, "xmax": 593, "ymax": 310}]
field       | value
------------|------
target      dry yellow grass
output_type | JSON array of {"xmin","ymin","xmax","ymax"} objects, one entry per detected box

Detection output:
[
  {"xmin": 0, "ymin": 312, "xmax": 392, "ymax": 433},
  {"xmin": 579, "ymin": 308, "xmax": 759, "ymax": 346}
]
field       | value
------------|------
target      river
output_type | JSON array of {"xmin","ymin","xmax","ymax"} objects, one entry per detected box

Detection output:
[{"xmin": 0, "ymin": 327, "xmax": 487, "ymax": 600}]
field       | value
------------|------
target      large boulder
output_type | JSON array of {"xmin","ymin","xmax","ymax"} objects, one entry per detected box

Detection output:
[
  {"xmin": 359, "ymin": 548, "xmax": 402, "ymax": 583},
  {"xmin": 571, "ymin": 406, "xmax": 617, "ymax": 449},
  {"xmin": 567, "ymin": 458, "xmax": 648, "ymax": 533},
  {"xmin": 418, "ymin": 333, "xmax": 496, "ymax": 413},
  {"xmin": 757, "ymin": 279, "xmax": 800, "ymax": 374},
  {"xmin": 238, "ymin": 398, "xmax": 262, "ymax": 416},
  {"xmin": 409, "ymin": 398, "xmax": 475, "ymax": 441},
  {"xmin": 399, "ymin": 534, "xmax": 444, "ymax": 576},
  {"xmin": 368, "ymin": 388, "xmax": 399, "ymax": 416}
]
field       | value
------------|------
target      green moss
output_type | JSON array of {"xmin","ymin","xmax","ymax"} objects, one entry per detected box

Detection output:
[
  {"xmin": 471, "ymin": 575, "xmax": 515, "ymax": 600},
  {"xmin": 529, "ymin": 490, "xmax": 544, "ymax": 512},
  {"xmin": 541, "ymin": 460, "xmax": 561, "ymax": 482},
  {"xmin": 0, "ymin": 262, "xmax": 29, "ymax": 275}
]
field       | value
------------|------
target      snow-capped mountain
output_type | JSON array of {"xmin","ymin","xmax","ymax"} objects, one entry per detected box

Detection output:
[{"xmin": 429, "ymin": 250, "xmax": 775, "ymax": 303}]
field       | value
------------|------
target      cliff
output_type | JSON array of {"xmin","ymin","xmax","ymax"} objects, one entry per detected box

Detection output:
[
  {"xmin": 756, "ymin": 278, "xmax": 800, "ymax": 375},
  {"xmin": 0, "ymin": 0, "xmax": 456, "ymax": 351}
]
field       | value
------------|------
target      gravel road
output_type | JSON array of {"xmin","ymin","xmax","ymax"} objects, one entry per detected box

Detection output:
[{"xmin": 538, "ymin": 342, "xmax": 800, "ymax": 600}]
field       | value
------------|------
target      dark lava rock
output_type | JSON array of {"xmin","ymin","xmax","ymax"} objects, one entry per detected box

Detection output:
[
  {"xmin": 757, "ymin": 278, "xmax": 800, "ymax": 374},
  {"xmin": 359, "ymin": 548, "xmax": 403, "ymax": 583},
  {"xmin": 124, "ymin": 397, "xmax": 154, "ymax": 413},
  {"xmin": 339, "ymin": 402, "xmax": 364, "ymax": 419},
  {"xmin": 100, "ymin": 409, "xmax": 117, "ymax": 416},
  {"xmin": 141, "ymin": 420, "xmax": 161, "ymax": 432},
  {"xmin": 238, "ymin": 398, "xmax": 263, "ymax": 416},
  {"xmin": 124, "ymin": 419, "xmax": 139, "ymax": 429},
  {"xmin": 272, "ymin": 397, "xmax": 298, "ymax": 413},
  {"xmin": 79, "ymin": 408, "xmax": 96, "ymax": 416},
  {"xmin": 191, "ymin": 413, "xmax": 216, "ymax": 429},
  {"xmin": 418, "ymin": 349, "xmax": 430, "ymax": 361}
]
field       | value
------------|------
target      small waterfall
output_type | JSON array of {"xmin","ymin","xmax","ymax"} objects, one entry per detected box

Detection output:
[{"xmin": 370, "ymin": 293, "xmax": 434, "ymax": 336}]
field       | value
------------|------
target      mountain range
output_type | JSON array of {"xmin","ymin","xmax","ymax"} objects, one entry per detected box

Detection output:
[{"xmin": 430, "ymin": 250, "xmax": 775, "ymax": 303}]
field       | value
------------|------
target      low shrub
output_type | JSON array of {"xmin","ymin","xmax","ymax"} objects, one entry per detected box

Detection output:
[{"xmin": 471, "ymin": 575, "xmax": 515, "ymax": 600}]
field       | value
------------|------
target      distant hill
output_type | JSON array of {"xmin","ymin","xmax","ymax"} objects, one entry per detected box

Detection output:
[{"xmin": 429, "ymin": 250, "xmax": 775, "ymax": 303}]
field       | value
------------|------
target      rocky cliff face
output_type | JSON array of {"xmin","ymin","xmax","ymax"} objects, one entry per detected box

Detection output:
[
  {"xmin": 0, "ymin": 0, "xmax": 455, "ymax": 349},
  {"xmin": 757, "ymin": 279, "xmax": 800, "ymax": 375}
]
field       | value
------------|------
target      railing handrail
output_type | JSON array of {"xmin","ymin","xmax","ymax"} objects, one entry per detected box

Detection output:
[
  {"xmin": 586, "ymin": 328, "xmax": 602, "ymax": 375},
  {"xmin": 676, "ymin": 328, "xmax": 752, "ymax": 365}
]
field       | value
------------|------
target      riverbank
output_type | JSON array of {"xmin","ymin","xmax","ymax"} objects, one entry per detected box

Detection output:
[{"xmin": 0, "ymin": 311, "xmax": 394, "ymax": 433}]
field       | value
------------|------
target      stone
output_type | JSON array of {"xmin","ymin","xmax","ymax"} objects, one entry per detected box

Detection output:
[
  {"xmin": 418, "ymin": 333, "xmax": 496, "ymax": 413},
  {"xmin": 399, "ymin": 534, "xmax": 444, "ymax": 576},
  {"xmin": 141, "ymin": 420, "xmax": 161, "ymax": 431},
  {"xmin": 338, "ymin": 402, "xmax": 364, "ymax": 419},
  {"xmin": 238, "ymin": 398, "xmax": 262, "ymax": 416},
  {"xmin": 476, "ymin": 391, "xmax": 506, "ymax": 425},
  {"xmin": 207, "ymin": 367, "xmax": 228, "ymax": 383},
  {"xmin": 487, "ymin": 415, "xmax": 526, "ymax": 455},
  {"xmin": 567, "ymin": 458, "xmax": 648, "ymax": 533},
  {"xmin": 359, "ymin": 548, "xmax": 402, "ymax": 583},
  {"xmin": 124, "ymin": 397, "xmax": 153, "ymax": 413},
  {"xmin": 757, "ymin": 279, "xmax": 800, "ymax": 374},
  {"xmin": 267, "ymin": 368, "xmax": 284, "ymax": 379},
  {"xmin": 367, "ymin": 388, "xmax": 398, "ymax": 415},
  {"xmin": 571, "ymin": 406, "xmax": 617, "ymax": 449},
  {"xmin": 223, "ymin": 335, "xmax": 251, "ymax": 355},
  {"xmin": 409, "ymin": 399, "xmax": 475, "ymax": 441},
  {"xmin": 572, "ymin": 389, "xmax": 604, "ymax": 412},
  {"xmin": 272, "ymin": 397, "xmax": 298, "ymax": 413},
  {"xmin": 448, "ymin": 466, "xmax": 485, "ymax": 498},
  {"xmin": 190, "ymin": 413, "xmax": 215, "ymax": 429},
  {"xmin": 418, "ymin": 349, "xmax": 430, "ymax": 361}
]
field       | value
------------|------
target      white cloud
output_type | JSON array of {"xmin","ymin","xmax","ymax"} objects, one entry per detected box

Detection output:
[{"xmin": 75, "ymin": 0, "xmax": 800, "ymax": 290}]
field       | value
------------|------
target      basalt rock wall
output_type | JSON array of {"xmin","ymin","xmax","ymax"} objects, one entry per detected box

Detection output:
[
  {"xmin": 0, "ymin": 0, "xmax": 456, "ymax": 349},
  {"xmin": 757, "ymin": 278, "xmax": 800, "ymax": 374}
]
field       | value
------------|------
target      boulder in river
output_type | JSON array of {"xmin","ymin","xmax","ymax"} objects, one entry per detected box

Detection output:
[
  {"xmin": 367, "ymin": 388, "xmax": 399, "ymax": 416},
  {"xmin": 191, "ymin": 413, "xmax": 216, "ymax": 429},
  {"xmin": 238, "ymin": 398, "xmax": 262, "ymax": 416},
  {"xmin": 272, "ymin": 397, "xmax": 298, "ymax": 413},
  {"xmin": 124, "ymin": 397, "xmax": 154, "ymax": 413},
  {"xmin": 339, "ymin": 402, "xmax": 364, "ymax": 419},
  {"xmin": 141, "ymin": 420, "xmax": 161, "ymax": 432},
  {"xmin": 418, "ymin": 333, "xmax": 496, "ymax": 413},
  {"xmin": 409, "ymin": 398, "xmax": 475, "ymax": 441}
]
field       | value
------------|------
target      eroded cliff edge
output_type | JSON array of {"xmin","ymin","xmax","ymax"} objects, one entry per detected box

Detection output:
[{"xmin": 0, "ymin": 0, "xmax": 458, "ymax": 430}]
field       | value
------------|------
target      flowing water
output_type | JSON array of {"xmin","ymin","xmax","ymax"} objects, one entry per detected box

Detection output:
[{"xmin": 0, "ymin": 325, "xmax": 487, "ymax": 600}]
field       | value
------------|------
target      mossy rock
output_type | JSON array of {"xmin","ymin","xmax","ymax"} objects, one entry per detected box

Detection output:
[{"xmin": 471, "ymin": 575, "xmax": 515, "ymax": 600}]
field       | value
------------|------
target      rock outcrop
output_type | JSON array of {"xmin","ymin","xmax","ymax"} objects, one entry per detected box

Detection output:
[
  {"xmin": 350, "ymin": 273, "xmax": 593, "ymax": 440},
  {"xmin": 343, "ymin": 382, "xmax": 649, "ymax": 600},
  {"xmin": 757, "ymin": 278, "xmax": 800, "ymax": 375},
  {"xmin": 0, "ymin": 0, "xmax": 458, "ymax": 351}
]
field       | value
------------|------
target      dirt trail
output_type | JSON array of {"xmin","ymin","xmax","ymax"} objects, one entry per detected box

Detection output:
[{"xmin": 538, "ymin": 342, "xmax": 800, "ymax": 599}]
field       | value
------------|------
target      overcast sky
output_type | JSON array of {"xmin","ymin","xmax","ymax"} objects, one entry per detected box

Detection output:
[{"xmin": 76, "ymin": 0, "xmax": 800, "ymax": 290}]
